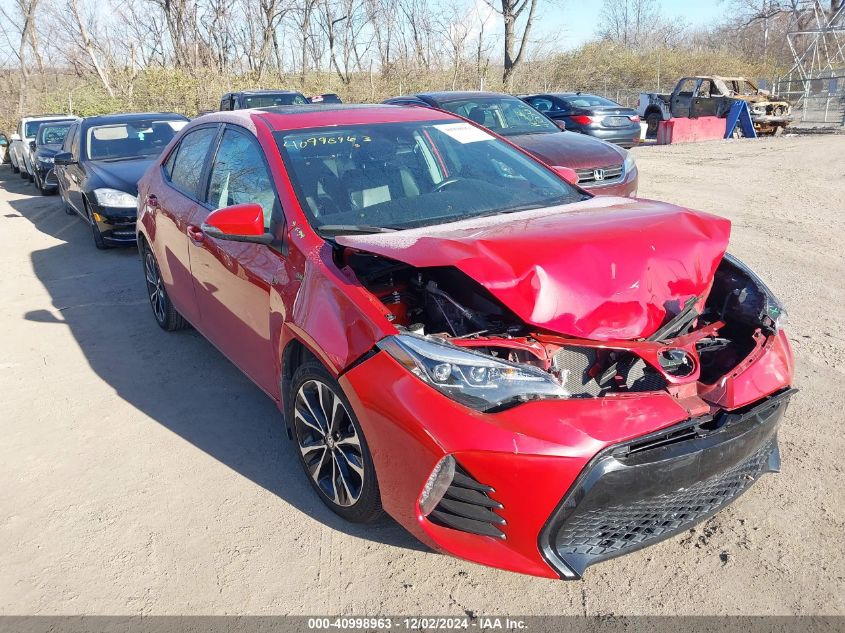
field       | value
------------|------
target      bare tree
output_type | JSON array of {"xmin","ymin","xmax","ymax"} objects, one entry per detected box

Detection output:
[
  {"xmin": 0, "ymin": 0, "xmax": 41, "ymax": 113},
  {"xmin": 65, "ymin": 0, "xmax": 115, "ymax": 96},
  {"xmin": 485, "ymin": 0, "xmax": 540, "ymax": 86}
]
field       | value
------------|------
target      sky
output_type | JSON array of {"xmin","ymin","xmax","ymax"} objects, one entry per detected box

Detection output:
[{"xmin": 536, "ymin": 0, "xmax": 728, "ymax": 49}]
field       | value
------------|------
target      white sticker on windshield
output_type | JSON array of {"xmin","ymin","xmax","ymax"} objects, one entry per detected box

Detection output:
[{"xmin": 433, "ymin": 122, "xmax": 494, "ymax": 144}]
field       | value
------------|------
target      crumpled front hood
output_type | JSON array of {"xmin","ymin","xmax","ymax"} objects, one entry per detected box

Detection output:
[{"xmin": 338, "ymin": 197, "xmax": 731, "ymax": 340}]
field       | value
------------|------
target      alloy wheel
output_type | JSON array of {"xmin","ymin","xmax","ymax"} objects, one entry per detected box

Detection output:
[
  {"xmin": 293, "ymin": 379, "xmax": 365, "ymax": 507},
  {"xmin": 144, "ymin": 249, "xmax": 166, "ymax": 323}
]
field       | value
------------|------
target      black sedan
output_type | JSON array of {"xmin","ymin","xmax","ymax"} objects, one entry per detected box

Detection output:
[
  {"xmin": 54, "ymin": 112, "xmax": 189, "ymax": 249},
  {"xmin": 520, "ymin": 93, "xmax": 642, "ymax": 148},
  {"xmin": 31, "ymin": 118, "xmax": 77, "ymax": 195}
]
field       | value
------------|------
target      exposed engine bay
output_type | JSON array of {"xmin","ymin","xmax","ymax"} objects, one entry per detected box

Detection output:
[{"xmin": 343, "ymin": 248, "xmax": 784, "ymax": 405}]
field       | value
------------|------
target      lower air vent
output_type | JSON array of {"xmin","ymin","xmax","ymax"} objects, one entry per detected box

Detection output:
[{"xmin": 428, "ymin": 465, "xmax": 506, "ymax": 539}]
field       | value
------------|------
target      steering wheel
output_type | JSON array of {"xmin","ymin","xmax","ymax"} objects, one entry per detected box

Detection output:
[{"xmin": 433, "ymin": 177, "xmax": 466, "ymax": 193}]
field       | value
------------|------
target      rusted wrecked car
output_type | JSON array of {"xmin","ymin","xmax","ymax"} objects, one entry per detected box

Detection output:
[{"xmin": 639, "ymin": 76, "xmax": 792, "ymax": 137}]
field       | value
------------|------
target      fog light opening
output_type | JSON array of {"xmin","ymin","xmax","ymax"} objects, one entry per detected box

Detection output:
[{"xmin": 419, "ymin": 455, "xmax": 456, "ymax": 516}]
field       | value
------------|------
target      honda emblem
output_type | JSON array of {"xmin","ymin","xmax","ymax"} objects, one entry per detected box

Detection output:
[{"xmin": 593, "ymin": 168, "xmax": 605, "ymax": 181}]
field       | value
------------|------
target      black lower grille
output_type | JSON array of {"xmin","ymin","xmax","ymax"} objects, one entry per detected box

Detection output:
[
  {"xmin": 428, "ymin": 465, "xmax": 506, "ymax": 539},
  {"xmin": 539, "ymin": 388, "xmax": 794, "ymax": 578},
  {"xmin": 554, "ymin": 439, "xmax": 774, "ymax": 559}
]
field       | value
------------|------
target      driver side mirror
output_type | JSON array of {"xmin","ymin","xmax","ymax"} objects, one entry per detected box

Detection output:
[
  {"xmin": 552, "ymin": 119, "xmax": 566, "ymax": 131},
  {"xmin": 552, "ymin": 166, "xmax": 579, "ymax": 185},
  {"xmin": 29, "ymin": 140, "xmax": 37, "ymax": 151},
  {"xmin": 53, "ymin": 151, "xmax": 75, "ymax": 166},
  {"xmin": 202, "ymin": 203, "xmax": 275, "ymax": 245}
]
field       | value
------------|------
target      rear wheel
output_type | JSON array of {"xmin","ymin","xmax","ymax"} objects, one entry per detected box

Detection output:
[
  {"xmin": 289, "ymin": 360, "xmax": 383, "ymax": 523},
  {"xmin": 142, "ymin": 242, "xmax": 188, "ymax": 331},
  {"xmin": 11, "ymin": 161, "xmax": 19, "ymax": 174}
]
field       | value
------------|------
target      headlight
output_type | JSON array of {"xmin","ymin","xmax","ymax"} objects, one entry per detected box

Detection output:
[
  {"xmin": 623, "ymin": 151, "xmax": 636, "ymax": 175},
  {"xmin": 723, "ymin": 253, "xmax": 788, "ymax": 332},
  {"xmin": 39, "ymin": 156, "xmax": 54, "ymax": 164},
  {"xmin": 94, "ymin": 188, "xmax": 137, "ymax": 208},
  {"xmin": 377, "ymin": 334, "xmax": 568, "ymax": 411}
]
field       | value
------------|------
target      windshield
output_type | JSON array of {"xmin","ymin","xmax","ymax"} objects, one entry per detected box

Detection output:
[
  {"xmin": 241, "ymin": 93, "xmax": 308, "ymax": 108},
  {"xmin": 86, "ymin": 119, "xmax": 188, "ymax": 160},
  {"xmin": 561, "ymin": 94, "xmax": 622, "ymax": 108},
  {"xmin": 275, "ymin": 120, "xmax": 585, "ymax": 234},
  {"xmin": 37, "ymin": 122, "xmax": 72, "ymax": 145},
  {"xmin": 25, "ymin": 120, "xmax": 67, "ymax": 137},
  {"xmin": 437, "ymin": 97, "xmax": 558, "ymax": 137}
]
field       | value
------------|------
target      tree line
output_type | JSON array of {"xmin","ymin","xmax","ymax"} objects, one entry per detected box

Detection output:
[{"xmin": 0, "ymin": 0, "xmax": 839, "ymax": 129}]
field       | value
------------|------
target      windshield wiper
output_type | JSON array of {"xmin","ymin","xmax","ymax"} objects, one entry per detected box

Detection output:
[{"xmin": 316, "ymin": 224, "xmax": 398, "ymax": 235}]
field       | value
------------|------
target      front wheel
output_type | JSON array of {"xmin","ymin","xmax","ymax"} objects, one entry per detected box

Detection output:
[{"xmin": 289, "ymin": 361, "xmax": 383, "ymax": 523}]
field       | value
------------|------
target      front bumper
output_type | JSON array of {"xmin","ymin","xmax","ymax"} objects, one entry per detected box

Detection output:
[
  {"xmin": 339, "ymin": 330, "xmax": 794, "ymax": 578},
  {"xmin": 92, "ymin": 205, "xmax": 138, "ymax": 244},
  {"xmin": 35, "ymin": 163, "xmax": 59, "ymax": 187},
  {"xmin": 539, "ymin": 388, "xmax": 793, "ymax": 578}
]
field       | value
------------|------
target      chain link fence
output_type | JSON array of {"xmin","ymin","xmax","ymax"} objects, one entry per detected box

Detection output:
[{"xmin": 774, "ymin": 70, "xmax": 845, "ymax": 126}]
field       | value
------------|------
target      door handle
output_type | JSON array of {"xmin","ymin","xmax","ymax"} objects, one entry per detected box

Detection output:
[
  {"xmin": 187, "ymin": 224, "xmax": 204, "ymax": 243},
  {"xmin": 146, "ymin": 194, "xmax": 159, "ymax": 208}
]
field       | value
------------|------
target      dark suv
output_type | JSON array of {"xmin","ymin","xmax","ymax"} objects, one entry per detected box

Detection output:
[{"xmin": 219, "ymin": 90, "xmax": 309, "ymax": 110}]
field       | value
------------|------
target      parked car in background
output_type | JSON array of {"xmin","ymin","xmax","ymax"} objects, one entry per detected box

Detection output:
[
  {"xmin": 308, "ymin": 93, "xmax": 342, "ymax": 104},
  {"xmin": 219, "ymin": 90, "xmax": 309, "ymax": 110},
  {"xmin": 0, "ymin": 133, "xmax": 9, "ymax": 163},
  {"xmin": 383, "ymin": 92, "xmax": 637, "ymax": 197},
  {"xmin": 639, "ymin": 76, "xmax": 792, "ymax": 137},
  {"xmin": 31, "ymin": 118, "xmax": 78, "ymax": 195},
  {"xmin": 8, "ymin": 114, "xmax": 74, "ymax": 180},
  {"xmin": 520, "ymin": 93, "xmax": 641, "ymax": 148},
  {"xmin": 137, "ymin": 104, "xmax": 794, "ymax": 579},
  {"xmin": 54, "ymin": 112, "xmax": 189, "ymax": 249}
]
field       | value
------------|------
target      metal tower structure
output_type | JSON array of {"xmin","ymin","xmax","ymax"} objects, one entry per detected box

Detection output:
[{"xmin": 776, "ymin": 0, "xmax": 845, "ymax": 124}]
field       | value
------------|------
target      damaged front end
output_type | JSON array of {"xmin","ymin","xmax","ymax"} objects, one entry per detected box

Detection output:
[{"xmin": 338, "ymin": 244, "xmax": 789, "ymax": 416}]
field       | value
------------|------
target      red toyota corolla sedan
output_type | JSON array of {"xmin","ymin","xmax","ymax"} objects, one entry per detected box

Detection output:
[{"xmin": 136, "ymin": 104, "xmax": 795, "ymax": 579}]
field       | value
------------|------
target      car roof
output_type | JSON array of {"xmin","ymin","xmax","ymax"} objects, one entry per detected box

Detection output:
[
  {"xmin": 79, "ymin": 112, "xmax": 188, "ymax": 126},
  {"xmin": 22, "ymin": 114, "xmax": 76, "ymax": 121},
  {"xmin": 205, "ymin": 104, "xmax": 459, "ymax": 132},
  {"xmin": 414, "ymin": 91, "xmax": 523, "ymax": 103},
  {"xmin": 231, "ymin": 89, "xmax": 304, "ymax": 95}
]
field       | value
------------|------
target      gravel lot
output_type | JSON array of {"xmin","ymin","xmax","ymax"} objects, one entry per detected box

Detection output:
[{"xmin": 1, "ymin": 136, "xmax": 843, "ymax": 616}]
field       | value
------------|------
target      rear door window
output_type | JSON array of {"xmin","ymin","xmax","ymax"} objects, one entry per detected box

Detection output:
[{"xmin": 167, "ymin": 126, "xmax": 218, "ymax": 198}]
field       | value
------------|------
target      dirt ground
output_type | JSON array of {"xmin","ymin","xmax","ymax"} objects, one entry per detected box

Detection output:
[{"xmin": 1, "ymin": 136, "xmax": 843, "ymax": 616}]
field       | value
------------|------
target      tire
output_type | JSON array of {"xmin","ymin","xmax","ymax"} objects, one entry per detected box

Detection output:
[
  {"xmin": 288, "ymin": 360, "xmax": 383, "ymax": 524},
  {"xmin": 142, "ymin": 241, "xmax": 188, "ymax": 331},
  {"xmin": 11, "ymin": 161, "xmax": 19, "ymax": 174},
  {"xmin": 20, "ymin": 167, "xmax": 29, "ymax": 179},
  {"xmin": 646, "ymin": 112, "xmax": 662, "ymax": 138}
]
